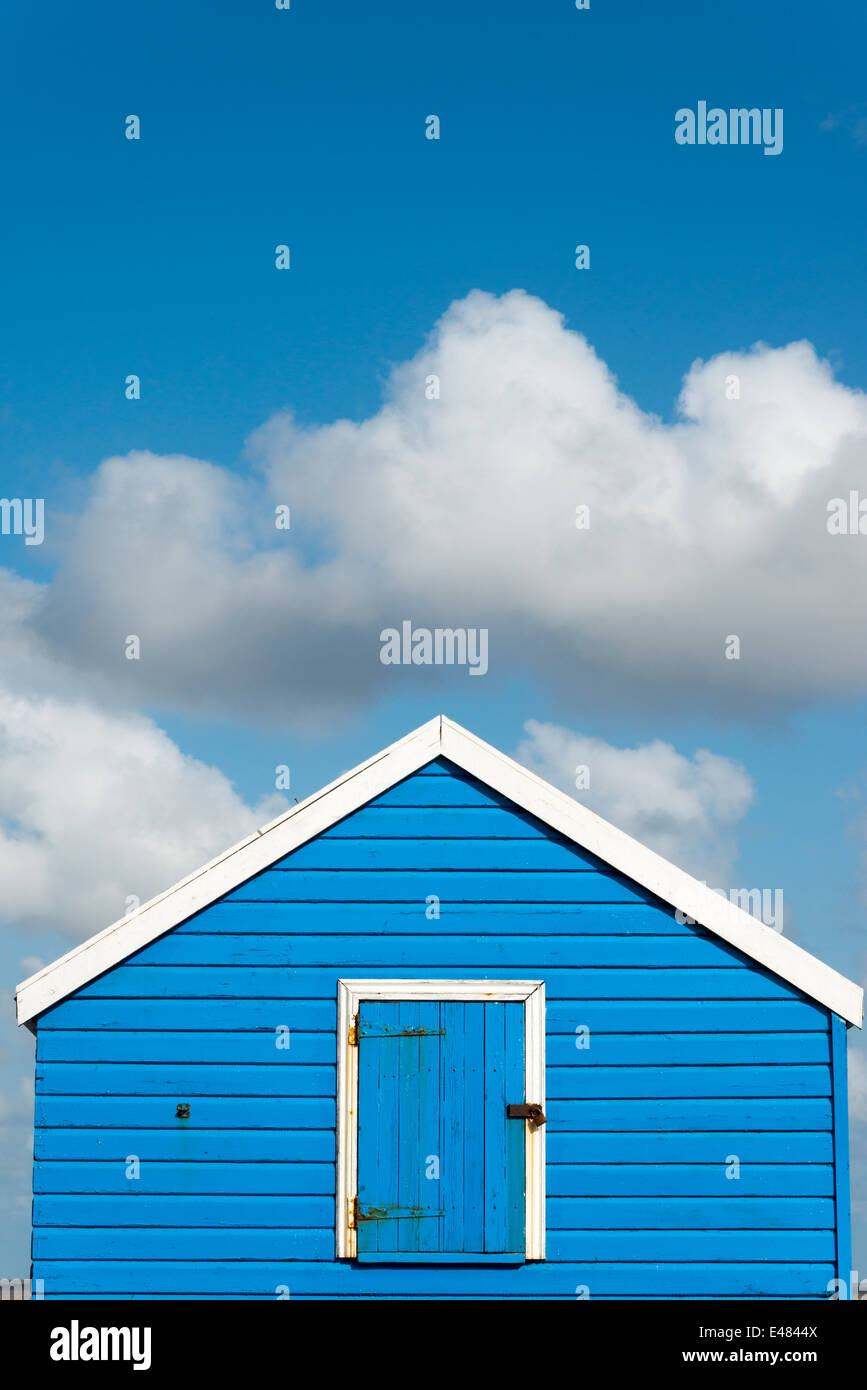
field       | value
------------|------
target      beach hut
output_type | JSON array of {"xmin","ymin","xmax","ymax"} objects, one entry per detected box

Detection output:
[{"xmin": 16, "ymin": 716, "xmax": 862, "ymax": 1300}]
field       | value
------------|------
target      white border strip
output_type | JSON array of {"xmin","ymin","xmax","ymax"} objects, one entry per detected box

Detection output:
[{"xmin": 335, "ymin": 978, "xmax": 546, "ymax": 1261}]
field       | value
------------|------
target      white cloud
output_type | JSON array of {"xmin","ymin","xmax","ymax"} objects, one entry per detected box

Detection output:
[
  {"xmin": 0, "ymin": 689, "xmax": 286, "ymax": 938},
  {"xmin": 819, "ymin": 105, "xmax": 867, "ymax": 145},
  {"xmin": 10, "ymin": 289, "xmax": 866, "ymax": 723},
  {"xmin": 514, "ymin": 718, "xmax": 754, "ymax": 884}
]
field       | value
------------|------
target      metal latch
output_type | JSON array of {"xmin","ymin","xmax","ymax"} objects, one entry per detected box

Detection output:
[{"xmin": 507, "ymin": 1103, "xmax": 546, "ymax": 1125}]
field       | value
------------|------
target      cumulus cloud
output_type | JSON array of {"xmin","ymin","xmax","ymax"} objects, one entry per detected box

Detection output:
[
  {"xmin": 21, "ymin": 289, "xmax": 867, "ymax": 723},
  {"xmin": 513, "ymin": 719, "xmax": 754, "ymax": 884},
  {"xmin": 0, "ymin": 689, "xmax": 286, "ymax": 938}
]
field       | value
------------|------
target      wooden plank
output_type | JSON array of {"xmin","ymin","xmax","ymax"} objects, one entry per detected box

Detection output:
[
  {"xmin": 34, "ymin": 1128, "xmax": 334, "ymax": 1163},
  {"xmin": 395, "ymin": 1002, "xmax": 422, "ymax": 1254},
  {"xmin": 546, "ymin": 1032, "xmax": 831, "ymax": 1065},
  {"xmin": 553, "ymin": 1033, "xmax": 832, "ymax": 1067},
  {"xmin": 38, "ymin": 1031, "xmax": 336, "ymax": 1065},
  {"xmin": 35, "ymin": 1095, "xmax": 334, "ymax": 1129},
  {"xmin": 38, "ymin": 1292, "xmax": 826, "ymax": 1301},
  {"xmin": 37, "ymin": 998, "xmax": 335, "ymax": 1031},
  {"xmin": 353, "ymin": 1252, "xmax": 524, "ymax": 1264},
  {"xmin": 483, "ymin": 1002, "xmax": 507, "ymax": 1252},
  {"xmin": 546, "ymin": 1065, "xmax": 831, "ymax": 1099},
  {"xmin": 393, "ymin": 1001, "xmax": 420, "ymax": 1254},
  {"xmin": 440, "ymin": 1002, "xmax": 463, "ymax": 1254},
  {"xmin": 546, "ymin": 1230, "xmax": 836, "ymax": 1261},
  {"xmin": 36, "ymin": 1062, "xmax": 335, "ymax": 1097},
  {"xmin": 33, "ymin": 1227, "xmax": 333, "ymax": 1260},
  {"xmin": 504, "ymin": 1001, "xmax": 525, "ymax": 1256},
  {"xmin": 462, "ymin": 1002, "xmax": 485, "ymax": 1253},
  {"xmin": 546, "ymin": 1196, "xmax": 835, "ymax": 1229},
  {"xmin": 127, "ymin": 933, "xmax": 740, "ymax": 968},
  {"xmin": 34, "ymin": 1293, "xmax": 828, "ymax": 1301},
  {"xmin": 30, "ymin": 1259, "xmax": 836, "ymax": 1297},
  {"xmin": 417, "ymin": 1002, "xmax": 441, "ymax": 1255},
  {"xmin": 547, "ymin": 1164, "xmax": 834, "ymax": 1197},
  {"xmin": 374, "ymin": 1001, "xmax": 401, "ymax": 1257},
  {"xmin": 320, "ymin": 807, "xmax": 567, "ymax": 838},
  {"xmin": 175, "ymin": 901, "xmax": 699, "ymax": 936},
  {"xmin": 356, "ymin": 1000, "xmax": 392, "ymax": 1258},
  {"xmin": 546, "ymin": 1131, "xmax": 833, "ymax": 1163},
  {"xmin": 33, "ymin": 1161, "xmax": 334, "ymax": 1195},
  {"xmin": 272, "ymin": 837, "xmax": 602, "ymax": 871},
  {"xmin": 366, "ymin": 777, "xmax": 506, "ymax": 808},
  {"xmin": 74, "ymin": 966, "xmax": 806, "ymax": 1000},
  {"xmin": 548, "ymin": 1097, "xmax": 832, "ymax": 1130},
  {"xmin": 545, "ymin": 1000, "xmax": 829, "ymax": 1032},
  {"xmin": 223, "ymin": 870, "xmax": 648, "ymax": 904},
  {"xmin": 33, "ymin": 1194, "xmax": 333, "ymax": 1227}
]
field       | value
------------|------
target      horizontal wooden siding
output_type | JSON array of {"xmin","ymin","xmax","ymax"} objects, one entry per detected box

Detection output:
[{"xmin": 33, "ymin": 760, "xmax": 838, "ymax": 1299}]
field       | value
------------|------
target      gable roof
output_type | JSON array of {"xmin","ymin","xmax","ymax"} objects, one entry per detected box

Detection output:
[{"xmin": 15, "ymin": 715, "xmax": 863, "ymax": 1029}]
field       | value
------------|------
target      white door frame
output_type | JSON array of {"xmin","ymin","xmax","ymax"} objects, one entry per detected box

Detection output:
[{"xmin": 336, "ymin": 978, "xmax": 546, "ymax": 1259}]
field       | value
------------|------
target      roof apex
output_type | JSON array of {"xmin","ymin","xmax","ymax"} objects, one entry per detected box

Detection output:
[{"xmin": 15, "ymin": 714, "xmax": 863, "ymax": 1029}]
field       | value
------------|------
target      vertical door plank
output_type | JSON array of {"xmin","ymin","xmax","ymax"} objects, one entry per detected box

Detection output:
[
  {"xmin": 441, "ymin": 1001, "xmax": 466, "ymax": 1253},
  {"xmin": 484, "ymin": 1002, "xmax": 508, "ymax": 1252},
  {"xmin": 396, "ymin": 1001, "xmax": 422, "ymax": 1254},
  {"xmin": 463, "ymin": 1002, "xmax": 486, "ymax": 1253},
  {"xmin": 418, "ymin": 1001, "xmax": 442, "ymax": 1254},
  {"xmin": 504, "ymin": 1000, "xmax": 526, "ymax": 1254},
  {"xmin": 357, "ymin": 1000, "xmax": 400, "ymax": 1256}
]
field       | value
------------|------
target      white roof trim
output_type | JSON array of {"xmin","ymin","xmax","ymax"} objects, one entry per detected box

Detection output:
[{"xmin": 15, "ymin": 714, "xmax": 863, "ymax": 1029}]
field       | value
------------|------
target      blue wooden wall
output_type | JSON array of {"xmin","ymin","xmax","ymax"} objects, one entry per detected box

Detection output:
[{"xmin": 31, "ymin": 758, "xmax": 846, "ymax": 1299}]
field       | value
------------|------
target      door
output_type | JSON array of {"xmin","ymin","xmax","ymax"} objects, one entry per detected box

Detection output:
[{"xmin": 355, "ymin": 998, "xmax": 526, "ymax": 1261}]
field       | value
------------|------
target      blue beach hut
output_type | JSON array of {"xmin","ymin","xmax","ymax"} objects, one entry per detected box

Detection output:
[{"xmin": 16, "ymin": 716, "xmax": 863, "ymax": 1300}]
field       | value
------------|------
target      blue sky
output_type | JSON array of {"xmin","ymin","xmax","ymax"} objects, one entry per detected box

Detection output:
[{"xmin": 2, "ymin": 0, "xmax": 867, "ymax": 1284}]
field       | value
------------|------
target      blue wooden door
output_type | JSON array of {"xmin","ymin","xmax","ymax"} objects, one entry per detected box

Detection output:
[{"xmin": 356, "ymin": 999, "xmax": 525, "ymax": 1261}]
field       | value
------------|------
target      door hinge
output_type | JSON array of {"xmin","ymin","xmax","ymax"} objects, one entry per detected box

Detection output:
[
  {"xmin": 348, "ymin": 1195, "xmax": 358, "ymax": 1230},
  {"xmin": 348, "ymin": 1013, "xmax": 358, "ymax": 1047}
]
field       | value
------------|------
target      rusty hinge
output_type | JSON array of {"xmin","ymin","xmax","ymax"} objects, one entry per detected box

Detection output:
[
  {"xmin": 348, "ymin": 1195, "xmax": 358, "ymax": 1230},
  {"xmin": 348, "ymin": 1013, "xmax": 358, "ymax": 1047}
]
